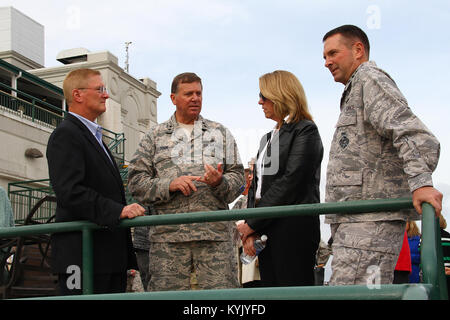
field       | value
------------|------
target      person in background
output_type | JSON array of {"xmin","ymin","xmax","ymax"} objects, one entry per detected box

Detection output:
[
  {"xmin": 133, "ymin": 225, "xmax": 151, "ymax": 291},
  {"xmin": 322, "ymin": 25, "xmax": 442, "ymax": 286},
  {"xmin": 406, "ymin": 220, "xmax": 421, "ymax": 283},
  {"xmin": 232, "ymin": 159, "xmax": 262, "ymax": 288},
  {"xmin": 315, "ymin": 237, "xmax": 333, "ymax": 285},
  {"xmin": 0, "ymin": 186, "xmax": 14, "ymax": 229},
  {"xmin": 232, "ymin": 159, "xmax": 255, "ymax": 211},
  {"xmin": 393, "ymin": 230, "xmax": 412, "ymax": 284},
  {"xmin": 0, "ymin": 186, "xmax": 14, "ymax": 286},
  {"xmin": 237, "ymin": 70, "xmax": 323, "ymax": 287},
  {"xmin": 128, "ymin": 72, "xmax": 244, "ymax": 291},
  {"xmin": 438, "ymin": 215, "xmax": 450, "ymax": 298}
]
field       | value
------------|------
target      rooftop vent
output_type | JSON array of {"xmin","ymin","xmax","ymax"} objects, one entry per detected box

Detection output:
[{"xmin": 56, "ymin": 48, "xmax": 90, "ymax": 64}]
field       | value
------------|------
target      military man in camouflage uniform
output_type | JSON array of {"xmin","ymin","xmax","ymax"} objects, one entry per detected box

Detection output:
[
  {"xmin": 322, "ymin": 25, "xmax": 443, "ymax": 285},
  {"xmin": 128, "ymin": 72, "xmax": 244, "ymax": 291}
]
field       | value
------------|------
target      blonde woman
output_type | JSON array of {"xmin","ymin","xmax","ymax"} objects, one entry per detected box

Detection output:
[
  {"xmin": 406, "ymin": 220, "xmax": 421, "ymax": 283},
  {"xmin": 238, "ymin": 70, "xmax": 323, "ymax": 286}
]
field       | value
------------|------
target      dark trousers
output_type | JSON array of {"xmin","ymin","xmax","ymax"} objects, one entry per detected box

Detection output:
[
  {"xmin": 258, "ymin": 216, "xmax": 319, "ymax": 287},
  {"xmin": 135, "ymin": 248, "xmax": 150, "ymax": 291},
  {"xmin": 393, "ymin": 270, "xmax": 410, "ymax": 284},
  {"xmin": 58, "ymin": 272, "xmax": 127, "ymax": 295}
]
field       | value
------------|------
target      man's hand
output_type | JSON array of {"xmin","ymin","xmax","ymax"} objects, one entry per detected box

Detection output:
[
  {"xmin": 198, "ymin": 163, "xmax": 223, "ymax": 187},
  {"xmin": 412, "ymin": 186, "xmax": 443, "ymax": 216},
  {"xmin": 169, "ymin": 175, "xmax": 201, "ymax": 196},
  {"xmin": 120, "ymin": 203, "xmax": 146, "ymax": 219}
]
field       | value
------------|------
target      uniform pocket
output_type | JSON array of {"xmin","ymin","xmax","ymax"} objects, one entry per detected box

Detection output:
[
  {"xmin": 336, "ymin": 109, "xmax": 357, "ymax": 127},
  {"xmin": 331, "ymin": 109, "xmax": 357, "ymax": 153},
  {"xmin": 327, "ymin": 109, "xmax": 362, "ymax": 202},
  {"xmin": 328, "ymin": 170, "xmax": 362, "ymax": 186},
  {"xmin": 326, "ymin": 170, "xmax": 362, "ymax": 201},
  {"xmin": 154, "ymin": 147, "xmax": 174, "ymax": 165}
]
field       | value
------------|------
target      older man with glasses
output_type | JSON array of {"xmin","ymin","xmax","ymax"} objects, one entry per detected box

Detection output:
[{"xmin": 46, "ymin": 68, "xmax": 145, "ymax": 295}]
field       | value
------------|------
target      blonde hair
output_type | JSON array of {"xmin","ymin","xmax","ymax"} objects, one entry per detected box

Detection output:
[
  {"xmin": 259, "ymin": 70, "xmax": 312, "ymax": 124},
  {"xmin": 439, "ymin": 214, "xmax": 447, "ymax": 230},
  {"xmin": 407, "ymin": 220, "xmax": 421, "ymax": 237},
  {"xmin": 63, "ymin": 68, "xmax": 101, "ymax": 105}
]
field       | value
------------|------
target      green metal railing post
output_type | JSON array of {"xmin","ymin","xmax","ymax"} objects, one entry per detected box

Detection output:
[
  {"xmin": 421, "ymin": 203, "xmax": 448, "ymax": 300},
  {"xmin": 82, "ymin": 227, "xmax": 94, "ymax": 295},
  {"xmin": 27, "ymin": 189, "xmax": 32, "ymax": 219}
]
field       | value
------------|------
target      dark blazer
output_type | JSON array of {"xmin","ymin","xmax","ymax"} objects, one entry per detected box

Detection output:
[
  {"xmin": 46, "ymin": 113, "xmax": 137, "ymax": 274},
  {"xmin": 247, "ymin": 119, "xmax": 323, "ymax": 232},
  {"xmin": 246, "ymin": 119, "xmax": 323, "ymax": 286}
]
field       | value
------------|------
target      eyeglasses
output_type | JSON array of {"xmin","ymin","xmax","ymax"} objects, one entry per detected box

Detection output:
[
  {"xmin": 259, "ymin": 92, "xmax": 267, "ymax": 101},
  {"xmin": 78, "ymin": 86, "xmax": 108, "ymax": 94}
]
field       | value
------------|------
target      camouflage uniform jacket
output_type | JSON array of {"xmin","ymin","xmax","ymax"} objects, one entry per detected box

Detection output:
[
  {"xmin": 128, "ymin": 114, "xmax": 245, "ymax": 242},
  {"xmin": 325, "ymin": 61, "xmax": 440, "ymax": 224}
]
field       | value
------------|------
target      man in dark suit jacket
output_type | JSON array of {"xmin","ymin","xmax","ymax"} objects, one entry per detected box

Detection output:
[{"xmin": 46, "ymin": 68, "xmax": 145, "ymax": 295}]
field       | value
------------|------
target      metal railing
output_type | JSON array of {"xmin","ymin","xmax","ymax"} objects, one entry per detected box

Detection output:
[
  {"xmin": 102, "ymin": 128, "xmax": 125, "ymax": 166},
  {"xmin": 0, "ymin": 83, "xmax": 64, "ymax": 128},
  {"xmin": 119, "ymin": 166, "xmax": 136, "ymax": 205},
  {"xmin": 0, "ymin": 198, "xmax": 447, "ymax": 300},
  {"xmin": 7, "ymin": 179, "xmax": 55, "ymax": 225}
]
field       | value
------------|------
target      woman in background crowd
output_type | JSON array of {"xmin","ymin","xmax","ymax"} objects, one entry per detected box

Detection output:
[{"xmin": 407, "ymin": 220, "xmax": 421, "ymax": 283}]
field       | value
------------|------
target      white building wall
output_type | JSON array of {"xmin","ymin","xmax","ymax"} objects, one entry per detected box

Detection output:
[
  {"xmin": 0, "ymin": 109, "xmax": 52, "ymax": 190},
  {"xmin": 0, "ymin": 7, "xmax": 12, "ymax": 54},
  {"xmin": 0, "ymin": 6, "xmax": 44, "ymax": 67}
]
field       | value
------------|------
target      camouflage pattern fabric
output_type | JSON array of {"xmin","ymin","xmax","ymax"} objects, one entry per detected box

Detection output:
[
  {"xmin": 135, "ymin": 249, "xmax": 150, "ymax": 290},
  {"xmin": 232, "ymin": 195, "xmax": 248, "ymax": 210},
  {"xmin": 148, "ymin": 240, "xmax": 239, "ymax": 291},
  {"xmin": 325, "ymin": 61, "xmax": 440, "ymax": 224},
  {"xmin": 329, "ymin": 221, "xmax": 405, "ymax": 285},
  {"xmin": 316, "ymin": 239, "xmax": 332, "ymax": 266},
  {"xmin": 128, "ymin": 114, "xmax": 245, "ymax": 243}
]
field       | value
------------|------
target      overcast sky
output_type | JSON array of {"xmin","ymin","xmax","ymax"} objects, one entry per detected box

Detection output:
[{"xmin": 3, "ymin": 1, "xmax": 450, "ymax": 241}]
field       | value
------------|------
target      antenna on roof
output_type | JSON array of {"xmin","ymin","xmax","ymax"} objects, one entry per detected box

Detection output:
[{"xmin": 125, "ymin": 41, "xmax": 132, "ymax": 73}]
